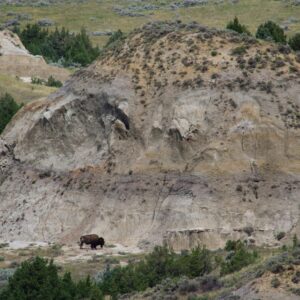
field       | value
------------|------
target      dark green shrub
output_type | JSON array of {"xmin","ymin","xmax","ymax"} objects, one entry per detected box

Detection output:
[
  {"xmin": 256, "ymin": 21, "xmax": 286, "ymax": 44},
  {"xmin": 231, "ymin": 46, "xmax": 247, "ymax": 56},
  {"xmin": 211, "ymin": 50, "xmax": 218, "ymax": 56},
  {"xmin": 31, "ymin": 77, "xmax": 44, "ymax": 85},
  {"xmin": 226, "ymin": 17, "xmax": 251, "ymax": 35},
  {"xmin": 292, "ymin": 273, "xmax": 300, "ymax": 284},
  {"xmin": 289, "ymin": 33, "xmax": 300, "ymax": 51},
  {"xmin": 181, "ymin": 246, "xmax": 212, "ymax": 278},
  {"xmin": 31, "ymin": 76, "xmax": 62, "ymax": 87},
  {"xmin": 221, "ymin": 240, "xmax": 258, "ymax": 275},
  {"xmin": 46, "ymin": 76, "xmax": 63, "ymax": 88},
  {"xmin": 198, "ymin": 275, "xmax": 222, "ymax": 292},
  {"xmin": 105, "ymin": 30, "xmax": 125, "ymax": 48},
  {"xmin": 266, "ymin": 258, "xmax": 286, "ymax": 274},
  {"xmin": 0, "ymin": 257, "xmax": 103, "ymax": 300},
  {"xmin": 290, "ymin": 288, "xmax": 300, "ymax": 296},
  {"xmin": 0, "ymin": 94, "xmax": 22, "ymax": 134},
  {"xmin": 292, "ymin": 248, "xmax": 300, "ymax": 259},
  {"xmin": 224, "ymin": 240, "xmax": 245, "ymax": 252},
  {"xmin": 102, "ymin": 29, "xmax": 126, "ymax": 55},
  {"xmin": 271, "ymin": 277, "xmax": 280, "ymax": 288}
]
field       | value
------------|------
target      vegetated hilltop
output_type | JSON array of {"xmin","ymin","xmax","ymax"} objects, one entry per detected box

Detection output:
[{"xmin": 0, "ymin": 21, "xmax": 300, "ymax": 250}]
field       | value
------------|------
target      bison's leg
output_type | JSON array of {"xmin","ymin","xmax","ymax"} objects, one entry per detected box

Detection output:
[{"xmin": 80, "ymin": 241, "xmax": 84, "ymax": 249}]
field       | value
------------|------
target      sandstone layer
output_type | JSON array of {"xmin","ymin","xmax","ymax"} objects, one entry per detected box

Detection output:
[{"xmin": 1, "ymin": 22, "xmax": 300, "ymax": 250}]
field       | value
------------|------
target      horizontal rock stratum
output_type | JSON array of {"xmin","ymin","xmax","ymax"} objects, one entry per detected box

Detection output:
[{"xmin": 1, "ymin": 21, "xmax": 300, "ymax": 250}]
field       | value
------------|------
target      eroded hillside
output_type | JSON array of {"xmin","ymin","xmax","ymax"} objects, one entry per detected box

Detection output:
[
  {"xmin": 0, "ymin": 21, "xmax": 300, "ymax": 250},
  {"xmin": 0, "ymin": 30, "xmax": 69, "ymax": 81}
]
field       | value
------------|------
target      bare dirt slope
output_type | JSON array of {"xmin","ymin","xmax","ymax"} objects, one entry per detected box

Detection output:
[
  {"xmin": 0, "ymin": 30, "xmax": 69, "ymax": 81},
  {"xmin": 0, "ymin": 22, "xmax": 300, "ymax": 251}
]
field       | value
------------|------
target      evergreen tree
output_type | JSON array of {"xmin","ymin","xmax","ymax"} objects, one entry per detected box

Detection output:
[
  {"xmin": 99, "ymin": 245, "xmax": 212, "ymax": 298},
  {"xmin": 14, "ymin": 24, "xmax": 100, "ymax": 67},
  {"xmin": 0, "ymin": 257, "xmax": 103, "ymax": 300},
  {"xmin": 0, "ymin": 93, "xmax": 22, "ymax": 134},
  {"xmin": 46, "ymin": 76, "xmax": 63, "ymax": 88},
  {"xmin": 105, "ymin": 29, "xmax": 125, "ymax": 49},
  {"xmin": 289, "ymin": 33, "xmax": 300, "ymax": 51},
  {"xmin": 220, "ymin": 240, "xmax": 258, "ymax": 275},
  {"xmin": 256, "ymin": 21, "xmax": 286, "ymax": 43},
  {"xmin": 226, "ymin": 17, "xmax": 251, "ymax": 35}
]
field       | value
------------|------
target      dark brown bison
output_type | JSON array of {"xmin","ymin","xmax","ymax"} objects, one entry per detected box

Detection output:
[{"xmin": 79, "ymin": 234, "xmax": 105, "ymax": 250}]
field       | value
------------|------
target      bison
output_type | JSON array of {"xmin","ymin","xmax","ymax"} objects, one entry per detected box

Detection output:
[{"xmin": 79, "ymin": 234, "xmax": 105, "ymax": 250}]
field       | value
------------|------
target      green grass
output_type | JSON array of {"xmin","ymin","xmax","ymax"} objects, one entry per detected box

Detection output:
[
  {"xmin": 0, "ymin": 0, "xmax": 300, "ymax": 47},
  {"xmin": 0, "ymin": 74, "xmax": 57, "ymax": 104},
  {"xmin": 60, "ymin": 252, "xmax": 144, "ymax": 282}
]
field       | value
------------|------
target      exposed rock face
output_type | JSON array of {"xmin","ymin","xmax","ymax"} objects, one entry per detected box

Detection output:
[
  {"xmin": 1, "ymin": 22, "xmax": 300, "ymax": 250},
  {"xmin": 0, "ymin": 30, "xmax": 69, "ymax": 81}
]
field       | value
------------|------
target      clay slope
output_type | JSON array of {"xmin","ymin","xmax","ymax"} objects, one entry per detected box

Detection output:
[
  {"xmin": 0, "ymin": 30, "xmax": 69, "ymax": 81},
  {"xmin": 0, "ymin": 21, "xmax": 300, "ymax": 249}
]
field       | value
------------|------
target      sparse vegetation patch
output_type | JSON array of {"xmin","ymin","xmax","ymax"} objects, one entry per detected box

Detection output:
[{"xmin": 0, "ymin": 93, "xmax": 22, "ymax": 134}]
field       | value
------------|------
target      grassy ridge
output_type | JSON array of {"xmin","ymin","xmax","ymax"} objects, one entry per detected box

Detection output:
[
  {"xmin": 0, "ymin": 74, "xmax": 57, "ymax": 104},
  {"xmin": 0, "ymin": 0, "xmax": 300, "ymax": 47}
]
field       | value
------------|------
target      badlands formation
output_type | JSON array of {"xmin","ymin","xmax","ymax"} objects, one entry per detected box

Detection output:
[
  {"xmin": 0, "ymin": 21, "xmax": 300, "ymax": 250},
  {"xmin": 0, "ymin": 29, "xmax": 69, "ymax": 81}
]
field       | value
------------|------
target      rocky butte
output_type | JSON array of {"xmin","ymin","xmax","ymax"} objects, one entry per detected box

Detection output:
[{"xmin": 0, "ymin": 21, "xmax": 300, "ymax": 250}]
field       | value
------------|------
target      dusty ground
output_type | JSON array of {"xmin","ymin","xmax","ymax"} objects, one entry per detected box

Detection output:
[{"xmin": 0, "ymin": 240, "xmax": 143, "ymax": 281}]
